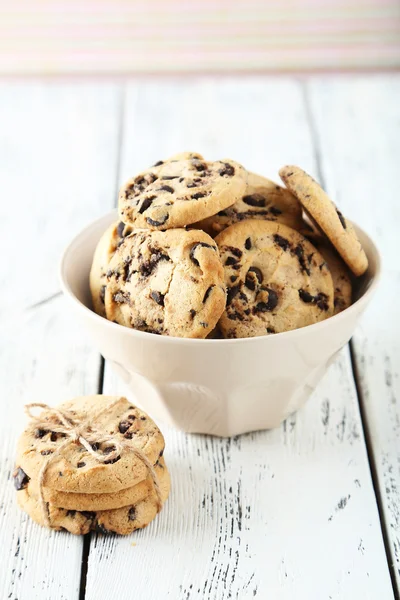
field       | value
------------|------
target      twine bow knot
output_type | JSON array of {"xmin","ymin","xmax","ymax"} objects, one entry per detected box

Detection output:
[{"xmin": 24, "ymin": 400, "xmax": 162, "ymax": 527}]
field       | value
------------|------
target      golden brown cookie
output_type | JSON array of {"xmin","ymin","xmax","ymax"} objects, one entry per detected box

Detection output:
[
  {"xmin": 105, "ymin": 228, "xmax": 226, "ymax": 338},
  {"xmin": 195, "ymin": 172, "xmax": 303, "ymax": 236},
  {"xmin": 90, "ymin": 221, "xmax": 132, "ymax": 317},
  {"xmin": 17, "ymin": 459, "xmax": 166, "ymax": 511},
  {"xmin": 302, "ymin": 233, "xmax": 352, "ymax": 315},
  {"xmin": 17, "ymin": 460, "xmax": 170, "ymax": 536},
  {"xmin": 279, "ymin": 165, "xmax": 368, "ymax": 276},
  {"xmin": 16, "ymin": 395, "xmax": 164, "ymax": 494},
  {"xmin": 215, "ymin": 220, "xmax": 334, "ymax": 338},
  {"xmin": 118, "ymin": 154, "xmax": 247, "ymax": 230}
]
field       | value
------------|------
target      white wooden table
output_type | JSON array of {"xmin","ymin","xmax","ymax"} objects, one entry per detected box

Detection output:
[{"xmin": 0, "ymin": 75, "xmax": 399, "ymax": 600}]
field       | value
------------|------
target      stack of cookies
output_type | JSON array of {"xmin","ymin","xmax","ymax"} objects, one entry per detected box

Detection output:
[
  {"xmin": 90, "ymin": 152, "xmax": 368, "ymax": 339},
  {"xmin": 14, "ymin": 395, "xmax": 169, "ymax": 535}
]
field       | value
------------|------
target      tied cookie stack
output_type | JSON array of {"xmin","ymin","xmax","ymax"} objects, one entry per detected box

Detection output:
[
  {"xmin": 14, "ymin": 395, "xmax": 169, "ymax": 535},
  {"xmin": 90, "ymin": 153, "xmax": 368, "ymax": 339}
]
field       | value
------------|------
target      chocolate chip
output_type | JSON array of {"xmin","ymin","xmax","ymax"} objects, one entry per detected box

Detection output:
[
  {"xmin": 245, "ymin": 267, "xmax": 263, "ymax": 291},
  {"xmin": 254, "ymin": 288, "xmax": 278, "ymax": 312},
  {"xmin": 127, "ymin": 414, "xmax": 136, "ymax": 421},
  {"xmin": 298, "ymin": 289, "xmax": 329, "ymax": 311},
  {"xmin": 218, "ymin": 210, "xmax": 228, "ymax": 217},
  {"xmin": 315, "ymin": 293, "xmax": 330, "ymax": 311},
  {"xmin": 293, "ymin": 244, "xmax": 311, "ymax": 276},
  {"xmin": 225, "ymin": 256, "xmax": 239, "ymax": 266},
  {"xmin": 200, "ymin": 322, "xmax": 208, "ymax": 328},
  {"xmin": 104, "ymin": 456, "xmax": 121, "ymax": 465},
  {"xmin": 153, "ymin": 160, "xmax": 164, "ymax": 166},
  {"xmin": 203, "ymin": 285, "xmax": 215, "ymax": 303},
  {"xmin": 77, "ymin": 462, "xmax": 85, "ymax": 468},
  {"xmin": 66, "ymin": 510, "xmax": 76, "ymax": 517},
  {"xmin": 138, "ymin": 195, "xmax": 155, "ymax": 214},
  {"xmin": 140, "ymin": 249, "xmax": 170, "ymax": 276},
  {"xmin": 299, "ymin": 289, "xmax": 313, "ymax": 303},
  {"xmin": 336, "ymin": 209, "xmax": 347, "ymax": 229},
  {"xmin": 245, "ymin": 237, "xmax": 252, "ymax": 250},
  {"xmin": 244, "ymin": 308, "xmax": 251, "ymax": 315},
  {"xmin": 40, "ymin": 449, "xmax": 53, "ymax": 456},
  {"xmin": 124, "ymin": 431, "xmax": 134, "ymax": 439},
  {"xmin": 140, "ymin": 416, "xmax": 146, "ymax": 421},
  {"xmin": 161, "ymin": 175, "xmax": 178, "ymax": 180},
  {"xmin": 230, "ymin": 275, "xmax": 238, "ymax": 283},
  {"xmin": 191, "ymin": 191, "xmax": 207, "ymax": 200},
  {"xmin": 150, "ymin": 290, "xmax": 165, "ymax": 306},
  {"xmin": 81, "ymin": 511, "xmax": 96, "ymax": 520},
  {"xmin": 100, "ymin": 285, "xmax": 106, "ymax": 304},
  {"xmin": 119, "ymin": 421, "xmax": 131, "ymax": 434},
  {"xmin": 13, "ymin": 467, "xmax": 30, "ymax": 491},
  {"xmin": 192, "ymin": 160, "xmax": 206, "ymax": 172},
  {"xmin": 189, "ymin": 309, "xmax": 196, "ymax": 319},
  {"xmin": 103, "ymin": 445, "xmax": 116, "ymax": 455},
  {"xmin": 117, "ymin": 221, "xmax": 127, "ymax": 237},
  {"xmin": 242, "ymin": 194, "xmax": 266, "ymax": 207},
  {"xmin": 50, "ymin": 432, "xmax": 58, "ymax": 442},
  {"xmin": 159, "ymin": 448, "xmax": 164, "ymax": 457},
  {"xmin": 218, "ymin": 162, "xmax": 235, "ymax": 176},
  {"xmin": 227, "ymin": 246, "xmax": 242, "ymax": 258},
  {"xmin": 91, "ymin": 443, "xmax": 99, "ymax": 452},
  {"xmin": 128, "ymin": 507, "xmax": 136, "ymax": 521},
  {"xmin": 35, "ymin": 429, "xmax": 48, "ymax": 438},
  {"xmin": 231, "ymin": 264, "xmax": 241, "ymax": 270},
  {"xmin": 269, "ymin": 206, "xmax": 282, "ymax": 216},
  {"xmin": 189, "ymin": 242, "xmax": 215, "ymax": 267},
  {"xmin": 114, "ymin": 291, "xmax": 130, "ymax": 304},
  {"xmin": 227, "ymin": 285, "xmax": 240, "ymax": 306},
  {"xmin": 267, "ymin": 327, "xmax": 276, "ymax": 334},
  {"xmin": 146, "ymin": 214, "xmax": 169, "ymax": 227},
  {"xmin": 274, "ymin": 234, "xmax": 290, "ymax": 251},
  {"xmin": 158, "ymin": 185, "xmax": 174, "ymax": 193}
]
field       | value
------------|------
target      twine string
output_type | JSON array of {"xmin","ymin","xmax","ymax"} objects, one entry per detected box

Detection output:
[{"xmin": 24, "ymin": 401, "xmax": 162, "ymax": 527}]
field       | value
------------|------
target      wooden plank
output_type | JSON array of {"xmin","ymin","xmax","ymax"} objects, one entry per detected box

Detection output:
[
  {"xmin": 85, "ymin": 78, "xmax": 393, "ymax": 600},
  {"xmin": 0, "ymin": 83, "xmax": 121, "ymax": 600},
  {"xmin": 308, "ymin": 73, "xmax": 400, "ymax": 592}
]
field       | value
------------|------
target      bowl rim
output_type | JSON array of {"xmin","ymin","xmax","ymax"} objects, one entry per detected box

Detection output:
[{"xmin": 59, "ymin": 210, "xmax": 382, "ymax": 346}]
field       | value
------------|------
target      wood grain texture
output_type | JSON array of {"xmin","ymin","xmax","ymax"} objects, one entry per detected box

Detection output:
[
  {"xmin": 0, "ymin": 83, "xmax": 121, "ymax": 599},
  {"xmin": 84, "ymin": 78, "xmax": 394, "ymax": 600},
  {"xmin": 307, "ymin": 74, "xmax": 400, "ymax": 590}
]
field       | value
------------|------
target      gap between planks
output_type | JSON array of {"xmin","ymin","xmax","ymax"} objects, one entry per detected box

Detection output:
[
  {"xmin": 302, "ymin": 78, "xmax": 398, "ymax": 600},
  {"xmin": 349, "ymin": 341, "xmax": 400, "ymax": 600},
  {"xmin": 78, "ymin": 84, "xmax": 126, "ymax": 600}
]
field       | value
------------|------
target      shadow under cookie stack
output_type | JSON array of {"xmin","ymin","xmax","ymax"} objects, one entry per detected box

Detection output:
[
  {"xmin": 90, "ymin": 152, "xmax": 368, "ymax": 339},
  {"xmin": 14, "ymin": 395, "xmax": 170, "ymax": 535}
]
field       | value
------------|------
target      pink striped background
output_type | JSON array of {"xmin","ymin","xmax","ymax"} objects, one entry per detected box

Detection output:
[{"xmin": 1, "ymin": 0, "xmax": 399, "ymax": 74}]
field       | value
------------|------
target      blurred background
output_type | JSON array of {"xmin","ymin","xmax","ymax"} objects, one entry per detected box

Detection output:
[{"xmin": 1, "ymin": 0, "xmax": 399, "ymax": 75}]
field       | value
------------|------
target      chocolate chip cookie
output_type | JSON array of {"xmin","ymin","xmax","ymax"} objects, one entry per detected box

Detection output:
[
  {"xmin": 16, "ymin": 395, "xmax": 164, "ymax": 494},
  {"xmin": 279, "ymin": 165, "xmax": 368, "ymax": 276},
  {"xmin": 17, "ymin": 460, "xmax": 170, "ymax": 535},
  {"xmin": 20, "ymin": 459, "xmax": 166, "ymax": 511},
  {"xmin": 215, "ymin": 220, "xmax": 334, "ymax": 338},
  {"xmin": 105, "ymin": 228, "xmax": 226, "ymax": 338},
  {"xmin": 90, "ymin": 221, "xmax": 132, "ymax": 317},
  {"xmin": 195, "ymin": 172, "xmax": 303, "ymax": 236},
  {"xmin": 118, "ymin": 154, "xmax": 247, "ymax": 230}
]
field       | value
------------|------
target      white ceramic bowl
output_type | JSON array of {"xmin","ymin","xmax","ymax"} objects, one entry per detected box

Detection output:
[{"xmin": 60, "ymin": 211, "xmax": 380, "ymax": 437}]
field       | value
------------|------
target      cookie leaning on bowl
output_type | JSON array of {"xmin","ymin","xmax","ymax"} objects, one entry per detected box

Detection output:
[
  {"xmin": 118, "ymin": 153, "xmax": 247, "ymax": 230},
  {"xmin": 279, "ymin": 165, "xmax": 368, "ymax": 277},
  {"xmin": 215, "ymin": 220, "xmax": 334, "ymax": 339},
  {"xmin": 194, "ymin": 171, "xmax": 303, "ymax": 236}
]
